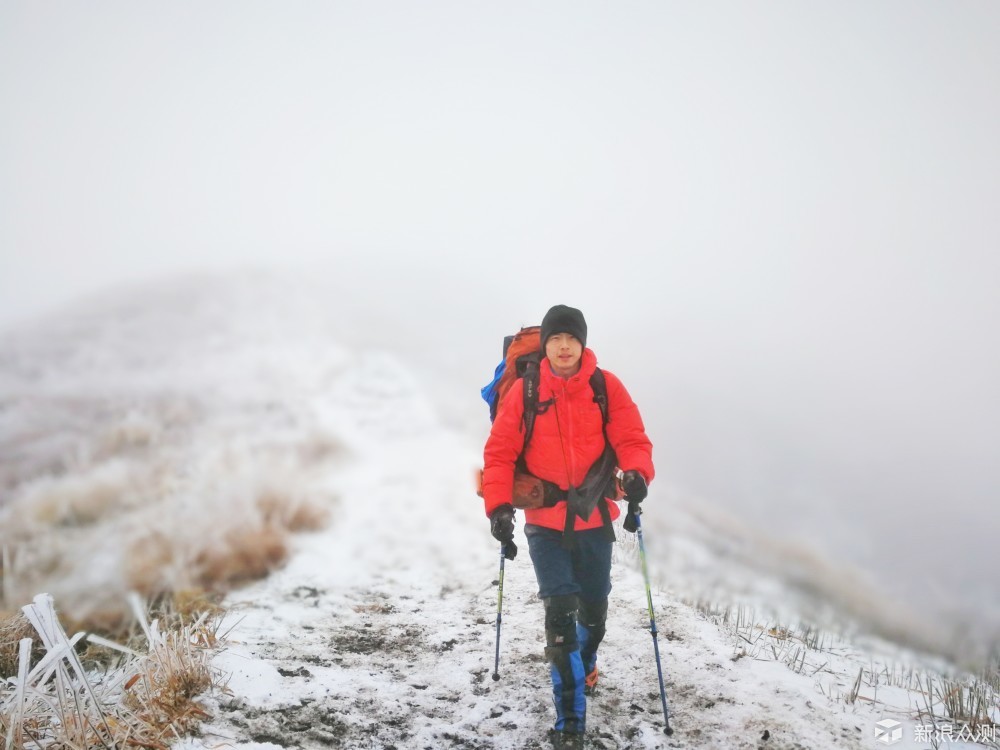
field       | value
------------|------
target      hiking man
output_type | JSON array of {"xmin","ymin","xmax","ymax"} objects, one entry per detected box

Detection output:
[{"xmin": 481, "ymin": 304, "xmax": 655, "ymax": 748}]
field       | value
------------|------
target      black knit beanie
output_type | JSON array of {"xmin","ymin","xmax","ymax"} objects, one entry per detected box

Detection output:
[{"xmin": 540, "ymin": 304, "xmax": 587, "ymax": 349}]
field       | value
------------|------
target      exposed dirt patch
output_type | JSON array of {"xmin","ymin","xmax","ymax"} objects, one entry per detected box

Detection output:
[
  {"xmin": 225, "ymin": 702, "xmax": 353, "ymax": 746},
  {"xmin": 329, "ymin": 622, "xmax": 425, "ymax": 656}
]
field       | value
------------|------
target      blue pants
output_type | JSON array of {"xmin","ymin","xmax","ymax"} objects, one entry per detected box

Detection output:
[
  {"xmin": 525, "ymin": 525, "xmax": 613, "ymax": 734},
  {"xmin": 525, "ymin": 524, "xmax": 613, "ymax": 601}
]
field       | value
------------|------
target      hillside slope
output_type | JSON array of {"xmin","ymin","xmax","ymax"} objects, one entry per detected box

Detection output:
[{"xmin": 180, "ymin": 413, "xmax": 873, "ymax": 749}]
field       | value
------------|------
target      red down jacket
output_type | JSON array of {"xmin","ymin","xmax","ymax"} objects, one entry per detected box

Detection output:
[{"xmin": 482, "ymin": 348, "xmax": 654, "ymax": 532}]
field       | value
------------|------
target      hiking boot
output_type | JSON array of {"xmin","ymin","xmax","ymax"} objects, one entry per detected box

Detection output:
[
  {"xmin": 548, "ymin": 729, "xmax": 586, "ymax": 749},
  {"xmin": 583, "ymin": 666, "xmax": 599, "ymax": 695}
]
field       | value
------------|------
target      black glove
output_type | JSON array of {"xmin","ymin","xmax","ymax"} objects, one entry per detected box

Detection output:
[
  {"xmin": 621, "ymin": 471, "xmax": 647, "ymax": 534},
  {"xmin": 490, "ymin": 504, "xmax": 518, "ymax": 560},
  {"xmin": 623, "ymin": 500, "xmax": 642, "ymax": 533},
  {"xmin": 621, "ymin": 470, "xmax": 648, "ymax": 503}
]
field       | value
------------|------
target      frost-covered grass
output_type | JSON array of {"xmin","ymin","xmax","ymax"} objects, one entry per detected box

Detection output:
[
  {"xmin": 0, "ymin": 593, "xmax": 225, "ymax": 750},
  {"xmin": 684, "ymin": 596, "xmax": 1000, "ymax": 745},
  {"xmin": 0, "ymin": 277, "xmax": 351, "ymax": 633},
  {"xmin": 0, "ymin": 432, "xmax": 338, "ymax": 635}
]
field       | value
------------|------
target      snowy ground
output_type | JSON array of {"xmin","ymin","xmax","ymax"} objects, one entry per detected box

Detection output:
[
  {"xmin": 2, "ymin": 275, "xmax": 996, "ymax": 749},
  {"xmin": 181, "ymin": 427, "xmax": 867, "ymax": 750},
  {"xmin": 176, "ymin": 382, "xmax": 995, "ymax": 750}
]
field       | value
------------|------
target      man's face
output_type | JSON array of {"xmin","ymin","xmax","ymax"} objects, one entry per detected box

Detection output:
[{"xmin": 545, "ymin": 333, "xmax": 583, "ymax": 378}]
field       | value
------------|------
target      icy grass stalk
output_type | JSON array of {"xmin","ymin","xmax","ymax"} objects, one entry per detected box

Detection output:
[
  {"xmin": 690, "ymin": 595, "xmax": 1000, "ymax": 737},
  {"xmin": 0, "ymin": 593, "xmax": 222, "ymax": 750},
  {"xmin": 935, "ymin": 676, "xmax": 996, "ymax": 731},
  {"xmin": 2, "ymin": 639, "xmax": 30, "ymax": 750}
]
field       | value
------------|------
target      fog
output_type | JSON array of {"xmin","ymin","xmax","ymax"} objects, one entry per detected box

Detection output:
[{"xmin": 2, "ymin": 2, "xmax": 998, "ymax": 633}]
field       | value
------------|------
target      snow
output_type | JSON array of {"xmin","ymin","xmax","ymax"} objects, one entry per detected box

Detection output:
[
  {"xmin": 171, "ymin": 427, "xmax": 849, "ymax": 748},
  {"xmin": 2, "ymin": 274, "xmax": 996, "ymax": 749},
  {"xmin": 175, "ymin": 389, "xmax": 995, "ymax": 749}
]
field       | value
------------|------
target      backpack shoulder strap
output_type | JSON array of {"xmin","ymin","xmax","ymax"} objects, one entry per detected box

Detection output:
[
  {"xmin": 589, "ymin": 367, "xmax": 609, "ymax": 430},
  {"xmin": 520, "ymin": 356, "xmax": 541, "ymax": 449},
  {"xmin": 589, "ymin": 367, "xmax": 617, "ymax": 543}
]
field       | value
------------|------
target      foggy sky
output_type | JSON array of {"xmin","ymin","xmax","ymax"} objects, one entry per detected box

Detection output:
[{"xmin": 2, "ymin": 3, "xmax": 999, "ymax": 615}]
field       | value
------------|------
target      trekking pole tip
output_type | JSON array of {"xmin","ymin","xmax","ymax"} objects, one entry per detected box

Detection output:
[
  {"xmin": 664, "ymin": 724, "xmax": 674, "ymax": 736},
  {"xmin": 492, "ymin": 672, "xmax": 500, "ymax": 682}
]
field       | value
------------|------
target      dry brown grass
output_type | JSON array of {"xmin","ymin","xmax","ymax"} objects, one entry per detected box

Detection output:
[
  {"xmin": 119, "ymin": 487, "xmax": 330, "ymax": 611},
  {"xmin": 255, "ymin": 489, "xmax": 330, "ymax": 532},
  {"xmin": 166, "ymin": 588, "xmax": 226, "ymax": 623},
  {"xmin": 195, "ymin": 525, "xmax": 289, "ymax": 589},
  {"xmin": 119, "ymin": 626, "xmax": 217, "ymax": 745},
  {"xmin": 184, "ymin": 488, "xmax": 329, "ymax": 593},
  {"xmin": 1, "ymin": 594, "xmax": 224, "ymax": 750},
  {"xmin": 0, "ymin": 612, "xmax": 40, "ymax": 679},
  {"xmin": 3, "ymin": 455, "xmax": 335, "ymax": 649},
  {"xmin": 72, "ymin": 589, "xmax": 225, "ymax": 670}
]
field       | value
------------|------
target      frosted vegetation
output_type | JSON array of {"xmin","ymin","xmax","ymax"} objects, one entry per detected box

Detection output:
[
  {"xmin": 0, "ymin": 275, "xmax": 353, "ymax": 630},
  {"xmin": 0, "ymin": 274, "xmax": 996, "ymax": 748},
  {"xmin": 1, "ymin": 594, "xmax": 222, "ymax": 749}
]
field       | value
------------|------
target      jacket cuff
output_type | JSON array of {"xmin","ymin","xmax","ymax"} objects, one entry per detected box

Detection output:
[{"xmin": 483, "ymin": 494, "xmax": 510, "ymax": 518}]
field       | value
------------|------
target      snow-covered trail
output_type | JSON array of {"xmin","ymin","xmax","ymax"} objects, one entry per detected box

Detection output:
[
  {"xmin": 189, "ymin": 419, "xmax": 868, "ymax": 750},
  {"xmin": 1, "ymin": 276, "xmax": 991, "ymax": 748}
]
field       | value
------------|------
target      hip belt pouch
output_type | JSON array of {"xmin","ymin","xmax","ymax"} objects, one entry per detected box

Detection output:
[{"xmin": 512, "ymin": 472, "xmax": 547, "ymax": 509}]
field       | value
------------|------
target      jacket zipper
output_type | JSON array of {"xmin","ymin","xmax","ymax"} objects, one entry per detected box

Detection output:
[{"xmin": 564, "ymin": 380, "xmax": 577, "ymax": 483}]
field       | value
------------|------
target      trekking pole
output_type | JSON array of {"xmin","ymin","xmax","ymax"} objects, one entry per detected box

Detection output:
[
  {"xmin": 491, "ymin": 544, "xmax": 506, "ymax": 681},
  {"xmin": 631, "ymin": 504, "xmax": 674, "ymax": 735}
]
